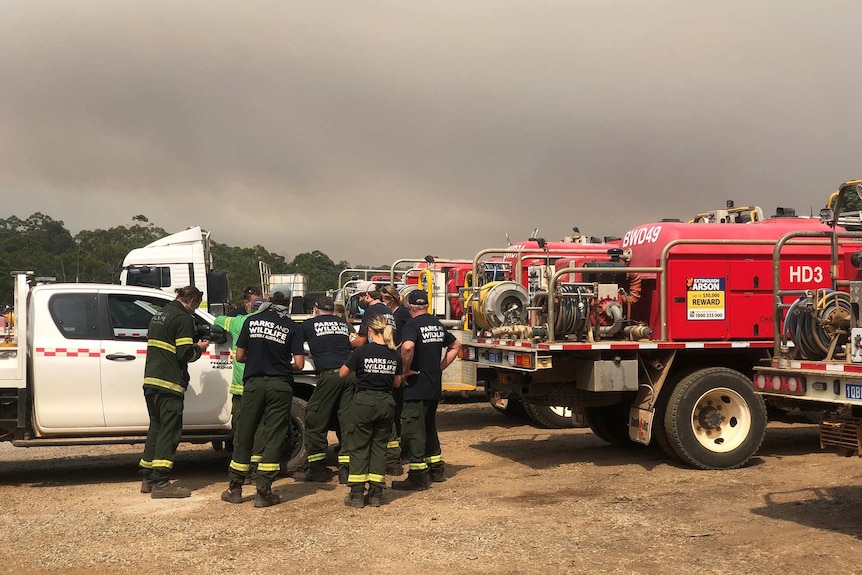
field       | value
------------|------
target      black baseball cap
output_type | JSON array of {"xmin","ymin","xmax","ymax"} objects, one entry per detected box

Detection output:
[
  {"xmin": 407, "ymin": 290, "xmax": 428, "ymax": 305},
  {"xmin": 315, "ymin": 296, "xmax": 335, "ymax": 311}
]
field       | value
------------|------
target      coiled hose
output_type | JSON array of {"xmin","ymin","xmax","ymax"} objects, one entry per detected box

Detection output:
[
  {"xmin": 785, "ymin": 290, "xmax": 852, "ymax": 360},
  {"xmin": 535, "ymin": 285, "xmax": 590, "ymax": 339}
]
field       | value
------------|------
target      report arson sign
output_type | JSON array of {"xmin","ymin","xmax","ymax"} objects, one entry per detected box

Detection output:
[{"xmin": 686, "ymin": 277, "xmax": 726, "ymax": 320}]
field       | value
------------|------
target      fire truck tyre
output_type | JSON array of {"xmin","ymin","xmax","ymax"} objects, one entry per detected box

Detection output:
[
  {"xmin": 523, "ymin": 403, "xmax": 576, "ymax": 429},
  {"xmin": 664, "ymin": 368, "xmax": 766, "ymax": 470},
  {"xmin": 650, "ymin": 384, "xmax": 681, "ymax": 462},
  {"xmin": 280, "ymin": 397, "xmax": 308, "ymax": 476},
  {"xmin": 584, "ymin": 404, "xmax": 634, "ymax": 447}
]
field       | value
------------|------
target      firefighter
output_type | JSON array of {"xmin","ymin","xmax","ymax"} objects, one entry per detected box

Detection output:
[
  {"xmin": 392, "ymin": 290, "xmax": 461, "ymax": 491},
  {"xmin": 350, "ymin": 281, "xmax": 393, "ymax": 349},
  {"xmin": 339, "ymin": 315, "xmax": 402, "ymax": 508},
  {"xmin": 221, "ymin": 298, "xmax": 305, "ymax": 507},
  {"xmin": 381, "ymin": 284, "xmax": 412, "ymax": 475},
  {"xmin": 296, "ymin": 296, "xmax": 356, "ymax": 482},
  {"xmin": 139, "ymin": 286, "xmax": 210, "ymax": 498},
  {"xmin": 213, "ymin": 296, "xmax": 267, "ymax": 476}
]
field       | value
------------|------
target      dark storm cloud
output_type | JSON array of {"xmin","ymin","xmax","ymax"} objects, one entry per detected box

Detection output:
[{"xmin": 2, "ymin": 1, "xmax": 861, "ymax": 265}]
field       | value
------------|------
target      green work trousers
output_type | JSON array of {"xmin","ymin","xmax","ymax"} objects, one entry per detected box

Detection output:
[
  {"xmin": 304, "ymin": 370, "xmax": 351, "ymax": 469},
  {"xmin": 228, "ymin": 376, "xmax": 292, "ymax": 490},
  {"xmin": 400, "ymin": 399, "xmax": 443, "ymax": 479},
  {"xmin": 231, "ymin": 394, "xmax": 265, "ymax": 465},
  {"xmin": 140, "ymin": 392, "xmax": 184, "ymax": 482},
  {"xmin": 345, "ymin": 390, "xmax": 395, "ymax": 487},
  {"xmin": 337, "ymin": 377, "xmax": 356, "ymax": 472},
  {"xmin": 385, "ymin": 386, "xmax": 404, "ymax": 466}
]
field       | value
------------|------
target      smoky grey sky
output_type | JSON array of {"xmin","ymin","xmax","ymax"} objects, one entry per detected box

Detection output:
[{"xmin": 2, "ymin": 1, "xmax": 861, "ymax": 266}]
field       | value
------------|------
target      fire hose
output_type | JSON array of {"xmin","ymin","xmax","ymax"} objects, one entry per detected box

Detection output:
[{"xmin": 785, "ymin": 290, "xmax": 852, "ymax": 360}]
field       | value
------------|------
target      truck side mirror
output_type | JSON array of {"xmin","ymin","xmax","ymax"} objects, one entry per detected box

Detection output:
[{"xmin": 820, "ymin": 208, "xmax": 834, "ymax": 224}]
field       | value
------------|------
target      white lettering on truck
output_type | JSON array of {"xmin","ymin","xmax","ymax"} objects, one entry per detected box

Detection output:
[
  {"xmin": 622, "ymin": 226, "xmax": 662, "ymax": 248},
  {"xmin": 788, "ymin": 265, "xmax": 824, "ymax": 284}
]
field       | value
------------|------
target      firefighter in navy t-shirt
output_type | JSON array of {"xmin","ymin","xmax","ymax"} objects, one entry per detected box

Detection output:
[
  {"xmin": 221, "ymin": 299, "xmax": 305, "ymax": 508},
  {"xmin": 297, "ymin": 296, "xmax": 356, "ymax": 482},
  {"xmin": 392, "ymin": 290, "xmax": 461, "ymax": 491},
  {"xmin": 350, "ymin": 281, "xmax": 394, "ymax": 349},
  {"xmin": 340, "ymin": 315, "xmax": 403, "ymax": 508}
]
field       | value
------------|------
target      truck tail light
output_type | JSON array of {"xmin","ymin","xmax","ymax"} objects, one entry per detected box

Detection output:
[
  {"xmin": 753, "ymin": 373, "xmax": 806, "ymax": 395},
  {"xmin": 459, "ymin": 347, "xmax": 476, "ymax": 361},
  {"xmin": 512, "ymin": 352, "xmax": 534, "ymax": 369}
]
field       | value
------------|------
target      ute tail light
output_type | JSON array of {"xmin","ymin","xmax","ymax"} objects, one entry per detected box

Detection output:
[{"xmin": 754, "ymin": 374, "xmax": 768, "ymax": 390}]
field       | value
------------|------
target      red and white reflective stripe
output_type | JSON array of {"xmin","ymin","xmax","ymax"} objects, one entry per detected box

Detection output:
[
  {"xmin": 473, "ymin": 339, "xmax": 773, "ymax": 351},
  {"xmin": 35, "ymin": 347, "xmax": 103, "ymax": 358},
  {"xmin": 782, "ymin": 360, "xmax": 862, "ymax": 374},
  {"xmin": 203, "ymin": 350, "xmax": 231, "ymax": 359}
]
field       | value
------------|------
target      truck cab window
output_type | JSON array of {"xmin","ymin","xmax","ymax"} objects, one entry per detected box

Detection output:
[
  {"xmin": 107, "ymin": 295, "xmax": 166, "ymax": 341},
  {"xmin": 49, "ymin": 294, "xmax": 99, "ymax": 340},
  {"xmin": 125, "ymin": 266, "xmax": 171, "ymax": 289}
]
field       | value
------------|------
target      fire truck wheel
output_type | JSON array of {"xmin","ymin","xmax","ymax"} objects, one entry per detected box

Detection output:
[
  {"xmin": 523, "ymin": 403, "xmax": 576, "ymax": 429},
  {"xmin": 650, "ymin": 384, "xmax": 681, "ymax": 462},
  {"xmin": 584, "ymin": 404, "xmax": 634, "ymax": 447},
  {"xmin": 664, "ymin": 368, "xmax": 766, "ymax": 470},
  {"xmin": 280, "ymin": 397, "xmax": 308, "ymax": 476}
]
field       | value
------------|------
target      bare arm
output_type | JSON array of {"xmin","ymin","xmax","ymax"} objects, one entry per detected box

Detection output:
[
  {"xmin": 236, "ymin": 347, "xmax": 247, "ymax": 363},
  {"xmin": 339, "ymin": 364, "xmax": 351, "ymax": 379},
  {"xmin": 393, "ymin": 374, "xmax": 403, "ymax": 388},
  {"xmin": 441, "ymin": 339, "xmax": 462, "ymax": 371},
  {"xmin": 350, "ymin": 334, "xmax": 367, "ymax": 349},
  {"xmin": 401, "ymin": 340, "xmax": 417, "ymax": 378},
  {"xmin": 292, "ymin": 353, "xmax": 305, "ymax": 371}
]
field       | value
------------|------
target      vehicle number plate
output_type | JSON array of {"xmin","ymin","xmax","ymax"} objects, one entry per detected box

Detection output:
[
  {"xmin": 487, "ymin": 351, "xmax": 501, "ymax": 364},
  {"xmin": 846, "ymin": 383, "xmax": 862, "ymax": 400}
]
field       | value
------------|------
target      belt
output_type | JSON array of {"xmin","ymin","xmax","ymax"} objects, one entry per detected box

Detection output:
[{"xmin": 319, "ymin": 368, "xmax": 340, "ymax": 375}]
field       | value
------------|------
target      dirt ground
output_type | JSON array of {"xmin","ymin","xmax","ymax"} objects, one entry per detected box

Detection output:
[{"xmin": 0, "ymin": 395, "xmax": 860, "ymax": 575}]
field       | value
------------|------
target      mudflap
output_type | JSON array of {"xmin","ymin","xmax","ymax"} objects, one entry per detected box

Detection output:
[{"xmin": 629, "ymin": 406, "xmax": 654, "ymax": 445}]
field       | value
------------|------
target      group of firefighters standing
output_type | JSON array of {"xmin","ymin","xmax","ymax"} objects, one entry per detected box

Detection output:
[{"xmin": 138, "ymin": 280, "xmax": 461, "ymax": 509}]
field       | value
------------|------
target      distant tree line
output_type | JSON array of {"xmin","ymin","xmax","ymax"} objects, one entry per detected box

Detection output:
[{"xmin": 0, "ymin": 213, "xmax": 363, "ymax": 308}]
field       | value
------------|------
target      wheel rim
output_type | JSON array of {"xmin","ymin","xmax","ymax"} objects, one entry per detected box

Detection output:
[
  {"xmin": 688, "ymin": 386, "xmax": 750, "ymax": 453},
  {"xmin": 548, "ymin": 406, "xmax": 572, "ymax": 418}
]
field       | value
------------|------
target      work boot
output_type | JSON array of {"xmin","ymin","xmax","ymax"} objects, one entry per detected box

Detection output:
[
  {"xmin": 344, "ymin": 487, "xmax": 365, "ymax": 509},
  {"xmin": 367, "ymin": 485, "xmax": 383, "ymax": 508},
  {"xmin": 338, "ymin": 466, "xmax": 349, "ymax": 485},
  {"xmin": 151, "ymin": 481, "xmax": 191, "ymax": 499},
  {"xmin": 430, "ymin": 469, "xmax": 446, "ymax": 483},
  {"xmin": 391, "ymin": 474, "xmax": 430, "ymax": 491},
  {"xmin": 140, "ymin": 474, "xmax": 154, "ymax": 494},
  {"xmin": 295, "ymin": 462, "xmax": 327, "ymax": 482},
  {"xmin": 254, "ymin": 488, "xmax": 281, "ymax": 508},
  {"xmin": 385, "ymin": 462, "xmax": 404, "ymax": 476},
  {"xmin": 221, "ymin": 480, "xmax": 244, "ymax": 504}
]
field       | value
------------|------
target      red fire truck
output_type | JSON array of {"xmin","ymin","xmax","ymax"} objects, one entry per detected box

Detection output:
[
  {"xmin": 460, "ymin": 193, "xmax": 853, "ymax": 470},
  {"xmin": 754, "ymin": 180, "xmax": 862, "ymax": 456}
]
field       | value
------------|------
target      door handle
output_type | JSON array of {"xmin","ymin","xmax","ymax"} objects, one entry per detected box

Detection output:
[{"xmin": 105, "ymin": 353, "xmax": 136, "ymax": 361}]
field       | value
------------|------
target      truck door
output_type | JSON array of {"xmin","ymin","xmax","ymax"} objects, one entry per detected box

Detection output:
[
  {"xmin": 100, "ymin": 292, "xmax": 231, "ymax": 430},
  {"xmin": 33, "ymin": 292, "xmax": 105, "ymax": 431}
]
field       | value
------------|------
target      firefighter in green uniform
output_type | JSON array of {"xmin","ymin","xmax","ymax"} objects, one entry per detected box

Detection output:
[
  {"xmin": 339, "ymin": 315, "xmax": 403, "ymax": 508},
  {"xmin": 296, "ymin": 296, "xmax": 356, "ymax": 482},
  {"xmin": 139, "ymin": 286, "xmax": 210, "ymax": 498},
  {"xmin": 393, "ymin": 289, "xmax": 461, "ymax": 491},
  {"xmin": 221, "ymin": 299, "xmax": 305, "ymax": 507}
]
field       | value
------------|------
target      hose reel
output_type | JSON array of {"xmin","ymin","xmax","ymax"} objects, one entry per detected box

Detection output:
[
  {"xmin": 471, "ymin": 281, "xmax": 529, "ymax": 332},
  {"xmin": 785, "ymin": 290, "xmax": 852, "ymax": 360}
]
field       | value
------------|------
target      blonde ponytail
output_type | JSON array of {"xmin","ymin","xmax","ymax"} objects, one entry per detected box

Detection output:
[{"xmin": 367, "ymin": 315, "xmax": 397, "ymax": 350}]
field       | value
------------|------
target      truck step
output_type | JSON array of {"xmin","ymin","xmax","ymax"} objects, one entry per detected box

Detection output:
[{"xmin": 819, "ymin": 414, "xmax": 862, "ymax": 455}]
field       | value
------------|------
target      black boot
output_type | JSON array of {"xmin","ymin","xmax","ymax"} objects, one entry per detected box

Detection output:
[
  {"xmin": 430, "ymin": 467, "xmax": 446, "ymax": 483},
  {"xmin": 367, "ymin": 485, "xmax": 383, "ymax": 507},
  {"xmin": 338, "ymin": 466, "xmax": 349, "ymax": 485},
  {"xmin": 254, "ymin": 487, "xmax": 281, "ymax": 508},
  {"xmin": 151, "ymin": 480, "xmax": 191, "ymax": 499},
  {"xmin": 391, "ymin": 472, "xmax": 430, "ymax": 491},
  {"xmin": 140, "ymin": 470, "xmax": 154, "ymax": 494},
  {"xmin": 344, "ymin": 485, "xmax": 365, "ymax": 509},
  {"xmin": 221, "ymin": 480, "xmax": 244, "ymax": 504},
  {"xmin": 295, "ymin": 461, "xmax": 327, "ymax": 483}
]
